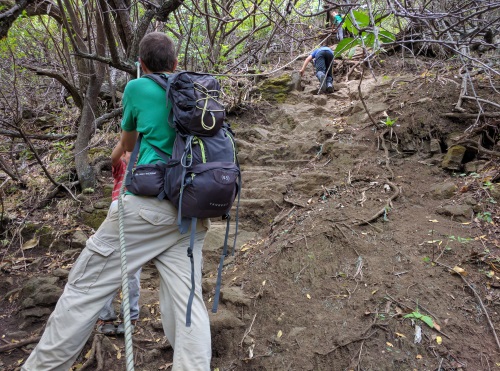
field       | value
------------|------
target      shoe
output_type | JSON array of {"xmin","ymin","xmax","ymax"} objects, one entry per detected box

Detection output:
[
  {"xmin": 319, "ymin": 76, "xmax": 327, "ymax": 93},
  {"xmin": 326, "ymin": 84, "xmax": 334, "ymax": 94},
  {"xmin": 116, "ymin": 320, "xmax": 137, "ymax": 336},
  {"xmin": 96, "ymin": 320, "xmax": 116, "ymax": 336}
]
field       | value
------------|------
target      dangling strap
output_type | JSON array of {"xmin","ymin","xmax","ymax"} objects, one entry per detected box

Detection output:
[
  {"xmin": 124, "ymin": 134, "xmax": 142, "ymax": 187},
  {"xmin": 212, "ymin": 214, "xmax": 231, "ymax": 313},
  {"xmin": 177, "ymin": 135, "xmax": 193, "ymax": 227},
  {"xmin": 231, "ymin": 172, "xmax": 242, "ymax": 256},
  {"xmin": 177, "ymin": 165, "xmax": 188, "ymax": 228},
  {"xmin": 212, "ymin": 165, "xmax": 242, "ymax": 313},
  {"xmin": 185, "ymin": 217, "xmax": 197, "ymax": 327}
]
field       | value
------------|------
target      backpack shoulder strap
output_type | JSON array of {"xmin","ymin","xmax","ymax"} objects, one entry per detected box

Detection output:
[
  {"xmin": 142, "ymin": 73, "xmax": 169, "ymax": 89},
  {"xmin": 142, "ymin": 73, "xmax": 176, "ymax": 127}
]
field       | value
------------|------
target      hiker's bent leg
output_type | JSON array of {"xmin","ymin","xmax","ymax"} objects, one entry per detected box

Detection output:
[
  {"xmin": 22, "ymin": 220, "xmax": 127, "ymax": 370},
  {"xmin": 121, "ymin": 267, "xmax": 142, "ymax": 320},
  {"xmin": 155, "ymin": 219, "xmax": 211, "ymax": 371},
  {"xmin": 314, "ymin": 54, "xmax": 327, "ymax": 75},
  {"xmin": 98, "ymin": 291, "xmax": 118, "ymax": 321},
  {"xmin": 323, "ymin": 51, "xmax": 334, "ymax": 77},
  {"xmin": 22, "ymin": 196, "xmax": 173, "ymax": 370}
]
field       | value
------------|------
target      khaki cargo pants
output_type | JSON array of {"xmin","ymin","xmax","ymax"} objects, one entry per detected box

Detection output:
[{"xmin": 22, "ymin": 195, "xmax": 211, "ymax": 371}]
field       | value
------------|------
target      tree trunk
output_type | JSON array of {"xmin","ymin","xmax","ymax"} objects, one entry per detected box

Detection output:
[{"xmin": 74, "ymin": 80, "xmax": 103, "ymax": 190}]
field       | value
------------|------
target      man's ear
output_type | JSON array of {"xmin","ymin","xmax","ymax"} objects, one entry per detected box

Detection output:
[
  {"xmin": 139, "ymin": 58, "xmax": 150, "ymax": 74},
  {"xmin": 172, "ymin": 58, "xmax": 178, "ymax": 73}
]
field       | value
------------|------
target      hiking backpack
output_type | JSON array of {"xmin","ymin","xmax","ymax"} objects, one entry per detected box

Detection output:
[{"xmin": 127, "ymin": 71, "xmax": 241, "ymax": 327}]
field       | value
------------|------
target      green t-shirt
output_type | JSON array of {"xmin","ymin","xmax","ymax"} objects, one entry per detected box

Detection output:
[{"xmin": 121, "ymin": 75, "xmax": 175, "ymax": 165}]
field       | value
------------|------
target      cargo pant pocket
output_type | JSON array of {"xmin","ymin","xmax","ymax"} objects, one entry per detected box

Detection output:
[
  {"xmin": 139, "ymin": 208, "xmax": 176, "ymax": 226},
  {"xmin": 68, "ymin": 237, "xmax": 115, "ymax": 293}
]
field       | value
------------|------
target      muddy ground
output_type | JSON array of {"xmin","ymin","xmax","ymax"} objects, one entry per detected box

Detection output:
[{"xmin": 1, "ymin": 54, "xmax": 500, "ymax": 370}]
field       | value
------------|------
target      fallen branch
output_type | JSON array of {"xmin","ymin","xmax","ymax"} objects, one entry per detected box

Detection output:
[
  {"xmin": 358, "ymin": 68, "xmax": 378, "ymax": 127},
  {"xmin": 454, "ymin": 69, "xmax": 467, "ymax": 112},
  {"xmin": 0, "ymin": 336, "xmax": 41, "ymax": 352},
  {"xmin": 240, "ymin": 313, "xmax": 257, "ymax": 347},
  {"xmin": 462, "ymin": 96, "xmax": 500, "ymax": 110},
  {"xmin": 0, "ymin": 129, "xmax": 76, "ymax": 141},
  {"xmin": 441, "ymin": 112, "xmax": 500, "ymax": 119},
  {"xmin": 433, "ymin": 261, "xmax": 500, "ymax": 352},
  {"xmin": 35, "ymin": 180, "xmax": 80, "ymax": 209}
]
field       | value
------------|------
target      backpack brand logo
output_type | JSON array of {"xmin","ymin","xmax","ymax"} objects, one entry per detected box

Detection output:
[
  {"xmin": 209, "ymin": 202, "xmax": 229, "ymax": 208},
  {"xmin": 137, "ymin": 172, "xmax": 158, "ymax": 176}
]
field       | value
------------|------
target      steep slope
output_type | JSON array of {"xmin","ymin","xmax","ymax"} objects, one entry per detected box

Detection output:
[{"xmin": 207, "ymin": 64, "xmax": 500, "ymax": 370}]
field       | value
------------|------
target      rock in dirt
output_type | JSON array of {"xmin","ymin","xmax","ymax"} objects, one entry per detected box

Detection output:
[
  {"xmin": 202, "ymin": 277, "xmax": 217, "ymax": 293},
  {"xmin": 220, "ymin": 286, "xmax": 251, "ymax": 307},
  {"xmin": 436, "ymin": 204, "xmax": 473, "ymax": 221},
  {"xmin": 209, "ymin": 308, "xmax": 245, "ymax": 331},
  {"xmin": 71, "ymin": 230, "xmax": 88, "ymax": 249},
  {"xmin": 144, "ymin": 349, "xmax": 162, "ymax": 363},
  {"xmin": 430, "ymin": 182, "xmax": 458, "ymax": 199},
  {"xmin": 255, "ymin": 74, "xmax": 296, "ymax": 103},
  {"xmin": 430, "ymin": 138, "xmax": 441, "ymax": 154},
  {"xmin": 288, "ymin": 326, "xmax": 307, "ymax": 338},
  {"xmin": 52, "ymin": 268, "xmax": 69, "ymax": 278},
  {"xmin": 203, "ymin": 224, "xmax": 257, "ymax": 253},
  {"xmin": 312, "ymin": 95, "xmax": 327, "ymax": 106},
  {"xmin": 441, "ymin": 145, "xmax": 466, "ymax": 170},
  {"xmin": 20, "ymin": 276, "xmax": 62, "ymax": 309},
  {"xmin": 464, "ymin": 160, "xmax": 487, "ymax": 173},
  {"xmin": 490, "ymin": 184, "xmax": 500, "ymax": 202},
  {"xmin": 20, "ymin": 307, "xmax": 52, "ymax": 319}
]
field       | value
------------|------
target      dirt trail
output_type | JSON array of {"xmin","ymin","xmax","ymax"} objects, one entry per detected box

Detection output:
[
  {"xmin": 207, "ymin": 67, "xmax": 499, "ymax": 370},
  {"xmin": 1, "ymin": 60, "xmax": 499, "ymax": 371}
]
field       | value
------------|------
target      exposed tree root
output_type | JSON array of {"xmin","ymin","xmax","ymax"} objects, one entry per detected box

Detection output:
[
  {"xmin": 378, "ymin": 129, "xmax": 395, "ymax": 179},
  {"xmin": 356, "ymin": 179, "xmax": 401, "ymax": 226},
  {"xmin": 0, "ymin": 336, "xmax": 41, "ymax": 352},
  {"xmin": 80, "ymin": 334, "xmax": 105, "ymax": 371}
]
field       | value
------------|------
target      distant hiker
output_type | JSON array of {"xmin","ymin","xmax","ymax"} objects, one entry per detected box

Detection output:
[
  {"xmin": 22, "ymin": 32, "xmax": 212, "ymax": 371},
  {"xmin": 332, "ymin": 11, "xmax": 344, "ymax": 41},
  {"xmin": 96, "ymin": 142, "xmax": 141, "ymax": 336},
  {"xmin": 300, "ymin": 46, "xmax": 335, "ymax": 93}
]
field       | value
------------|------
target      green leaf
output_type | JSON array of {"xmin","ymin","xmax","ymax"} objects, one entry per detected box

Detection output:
[
  {"xmin": 351, "ymin": 10, "xmax": 370, "ymax": 28},
  {"xmin": 404, "ymin": 311, "xmax": 435, "ymax": 328},
  {"xmin": 363, "ymin": 32, "xmax": 375, "ymax": 48},
  {"xmin": 343, "ymin": 14, "xmax": 358, "ymax": 35},
  {"xmin": 379, "ymin": 30, "xmax": 396, "ymax": 43},
  {"xmin": 334, "ymin": 38, "xmax": 361, "ymax": 58}
]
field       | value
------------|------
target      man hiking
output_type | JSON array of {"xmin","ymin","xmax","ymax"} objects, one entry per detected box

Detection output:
[
  {"xmin": 22, "ymin": 32, "xmax": 212, "ymax": 371},
  {"xmin": 300, "ymin": 46, "xmax": 335, "ymax": 94},
  {"xmin": 96, "ymin": 142, "xmax": 141, "ymax": 336}
]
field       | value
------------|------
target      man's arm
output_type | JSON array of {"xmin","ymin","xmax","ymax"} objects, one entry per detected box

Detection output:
[
  {"xmin": 120, "ymin": 130, "xmax": 138, "ymax": 153},
  {"xmin": 111, "ymin": 141, "xmax": 125, "ymax": 167},
  {"xmin": 300, "ymin": 55, "xmax": 313, "ymax": 76}
]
